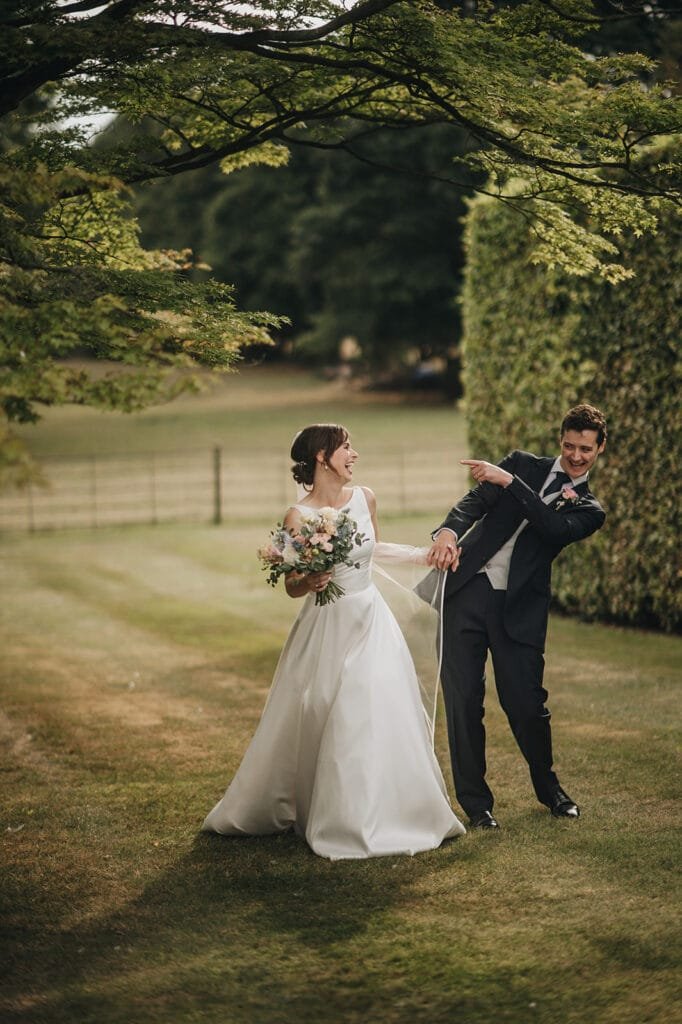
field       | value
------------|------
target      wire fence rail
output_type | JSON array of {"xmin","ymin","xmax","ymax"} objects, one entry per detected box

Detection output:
[{"xmin": 0, "ymin": 446, "xmax": 468, "ymax": 532}]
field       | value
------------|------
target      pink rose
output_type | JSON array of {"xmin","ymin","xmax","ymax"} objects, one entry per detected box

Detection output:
[
  {"xmin": 258, "ymin": 543, "xmax": 283, "ymax": 562},
  {"xmin": 561, "ymin": 486, "xmax": 578, "ymax": 501},
  {"xmin": 310, "ymin": 532, "xmax": 331, "ymax": 546}
]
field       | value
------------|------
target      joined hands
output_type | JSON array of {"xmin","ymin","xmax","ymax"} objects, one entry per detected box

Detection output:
[
  {"xmin": 426, "ymin": 532, "xmax": 460, "ymax": 572},
  {"xmin": 426, "ymin": 459, "xmax": 513, "ymax": 572}
]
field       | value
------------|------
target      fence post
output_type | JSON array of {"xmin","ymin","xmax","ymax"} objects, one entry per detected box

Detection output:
[
  {"xmin": 150, "ymin": 454, "xmax": 158, "ymax": 525},
  {"xmin": 212, "ymin": 446, "xmax": 223, "ymax": 525},
  {"xmin": 90, "ymin": 455, "xmax": 98, "ymax": 528},
  {"xmin": 27, "ymin": 485, "xmax": 35, "ymax": 533}
]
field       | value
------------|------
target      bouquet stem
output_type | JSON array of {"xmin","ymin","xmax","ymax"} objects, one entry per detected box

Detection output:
[{"xmin": 315, "ymin": 580, "xmax": 346, "ymax": 606}]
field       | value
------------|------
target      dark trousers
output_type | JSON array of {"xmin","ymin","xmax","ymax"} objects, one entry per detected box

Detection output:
[{"xmin": 441, "ymin": 574, "xmax": 559, "ymax": 818}]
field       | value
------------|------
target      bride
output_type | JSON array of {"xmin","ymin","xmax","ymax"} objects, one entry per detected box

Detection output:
[{"xmin": 202, "ymin": 423, "xmax": 465, "ymax": 859}]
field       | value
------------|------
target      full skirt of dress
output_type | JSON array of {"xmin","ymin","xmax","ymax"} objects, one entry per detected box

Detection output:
[{"xmin": 202, "ymin": 578, "xmax": 465, "ymax": 859}]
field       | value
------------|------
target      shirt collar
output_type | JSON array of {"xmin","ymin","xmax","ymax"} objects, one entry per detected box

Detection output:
[{"xmin": 549, "ymin": 456, "xmax": 589, "ymax": 489}]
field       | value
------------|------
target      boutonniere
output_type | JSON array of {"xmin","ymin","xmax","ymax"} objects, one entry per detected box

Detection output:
[{"xmin": 555, "ymin": 486, "xmax": 580, "ymax": 510}]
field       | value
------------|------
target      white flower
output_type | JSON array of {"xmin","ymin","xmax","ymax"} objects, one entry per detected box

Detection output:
[
  {"xmin": 281, "ymin": 537, "xmax": 299, "ymax": 565},
  {"xmin": 318, "ymin": 507, "xmax": 340, "ymax": 534}
]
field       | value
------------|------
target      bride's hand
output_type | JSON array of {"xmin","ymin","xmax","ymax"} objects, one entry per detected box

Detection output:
[
  {"xmin": 307, "ymin": 570, "xmax": 333, "ymax": 594},
  {"xmin": 285, "ymin": 569, "xmax": 332, "ymax": 599}
]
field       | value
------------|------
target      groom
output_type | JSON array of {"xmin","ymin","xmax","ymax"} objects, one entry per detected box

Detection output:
[{"xmin": 427, "ymin": 404, "xmax": 607, "ymax": 829}]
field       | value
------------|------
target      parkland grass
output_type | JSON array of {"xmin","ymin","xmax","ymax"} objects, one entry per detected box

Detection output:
[
  {"xmin": 11, "ymin": 364, "xmax": 468, "ymax": 459},
  {"xmin": 2, "ymin": 368, "xmax": 680, "ymax": 1023}
]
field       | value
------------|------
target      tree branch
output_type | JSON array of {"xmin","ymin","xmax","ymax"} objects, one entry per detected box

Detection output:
[
  {"xmin": 543, "ymin": 1, "xmax": 682, "ymax": 25},
  {"xmin": 0, "ymin": 0, "xmax": 399, "ymax": 117},
  {"xmin": 0, "ymin": 1, "xmax": 153, "ymax": 115},
  {"xmin": 225, "ymin": 0, "xmax": 398, "ymax": 45},
  {"xmin": 224, "ymin": 41, "xmax": 680, "ymax": 202}
]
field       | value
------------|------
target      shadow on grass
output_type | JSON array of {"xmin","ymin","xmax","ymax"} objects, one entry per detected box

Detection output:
[
  {"xmin": 5, "ymin": 819, "xmax": 679, "ymax": 1024},
  {"xmin": 123, "ymin": 829, "xmax": 436, "ymax": 948},
  {"xmin": 4, "ymin": 830, "xmax": 470, "ymax": 1022}
]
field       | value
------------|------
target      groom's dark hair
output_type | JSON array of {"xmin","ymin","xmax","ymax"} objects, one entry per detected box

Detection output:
[{"xmin": 561, "ymin": 404, "xmax": 607, "ymax": 445}]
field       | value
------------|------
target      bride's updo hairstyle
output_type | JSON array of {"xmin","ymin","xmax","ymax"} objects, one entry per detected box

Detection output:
[{"xmin": 290, "ymin": 424, "xmax": 349, "ymax": 488}]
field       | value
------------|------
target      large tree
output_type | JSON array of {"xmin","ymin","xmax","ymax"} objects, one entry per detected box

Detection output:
[
  {"xmin": 134, "ymin": 121, "xmax": 481, "ymax": 371},
  {"xmin": 1, "ymin": 1, "xmax": 680, "ymax": 477}
]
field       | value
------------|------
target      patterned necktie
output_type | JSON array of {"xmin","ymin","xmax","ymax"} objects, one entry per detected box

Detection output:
[{"xmin": 542, "ymin": 471, "xmax": 571, "ymax": 499}]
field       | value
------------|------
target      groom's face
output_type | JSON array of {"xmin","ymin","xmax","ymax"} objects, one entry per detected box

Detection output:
[{"xmin": 559, "ymin": 429, "xmax": 605, "ymax": 479}]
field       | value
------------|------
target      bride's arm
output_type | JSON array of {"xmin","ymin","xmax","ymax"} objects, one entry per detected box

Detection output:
[
  {"xmin": 374, "ymin": 542, "xmax": 430, "ymax": 565},
  {"xmin": 364, "ymin": 487, "xmax": 430, "ymax": 565},
  {"xmin": 282, "ymin": 507, "xmax": 332, "ymax": 599}
]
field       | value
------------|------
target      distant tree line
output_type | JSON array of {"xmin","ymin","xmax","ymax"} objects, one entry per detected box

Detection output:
[{"xmin": 134, "ymin": 122, "xmax": 481, "ymax": 383}]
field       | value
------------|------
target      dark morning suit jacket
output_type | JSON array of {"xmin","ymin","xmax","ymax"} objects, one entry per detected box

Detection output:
[{"xmin": 436, "ymin": 450, "xmax": 606, "ymax": 651}]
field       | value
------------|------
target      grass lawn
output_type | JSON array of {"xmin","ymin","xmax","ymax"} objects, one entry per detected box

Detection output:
[
  {"xmin": 2, "ymin": 367, "xmax": 680, "ymax": 1023},
  {"xmin": 1, "ymin": 520, "xmax": 680, "ymax": 1024},
  {"xmin": 12, "ymin": 364, "xmax": 468, "ymax": 459}
]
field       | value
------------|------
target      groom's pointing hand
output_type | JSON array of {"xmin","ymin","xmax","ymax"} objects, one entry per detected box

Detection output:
[{"xmin": 462, "ymin": 459, "xmax": 513, "ymax": 488}]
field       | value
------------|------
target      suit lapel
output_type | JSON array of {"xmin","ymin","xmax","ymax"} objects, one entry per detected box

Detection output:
[
  {"xmin": 530, "ymin": 457, "xmax": 555, "ymax": 494},
  {"xmin": 499, "ymin": 456, "xmax": 553, "ymax": 532},
  {"xmin": 505, "ymin": 457, "xmax": 556, "ymax": 589}
]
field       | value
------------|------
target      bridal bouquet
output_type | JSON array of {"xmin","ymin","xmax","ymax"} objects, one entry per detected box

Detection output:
[{"xmin": 258, "ymin": 507, "xmax": 366, "ymax": 606}]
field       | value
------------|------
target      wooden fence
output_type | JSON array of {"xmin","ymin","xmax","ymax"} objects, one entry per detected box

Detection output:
[{"xmin": 0, "ymin": 446, "xmax": 468, "ymax": 531}]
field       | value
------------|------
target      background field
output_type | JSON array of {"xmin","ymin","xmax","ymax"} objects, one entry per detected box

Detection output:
[
  {"xmin": 2, "ymin": 367, "xmax": 469, "ymax": 531},
  {"xmin": 2, "ymin": 369, "xmax": 680, "ymax": 1024},
  {"xmin": 10, "ymin": 364, "xmax": 468, "ymax": 459}
]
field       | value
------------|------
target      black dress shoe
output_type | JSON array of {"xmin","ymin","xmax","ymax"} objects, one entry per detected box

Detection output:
[
  {"xmin": 548, "ymin": 787, "xmax": 580, "ymax": 819},
  {"xmin": 469, "ymin": 810, "xmax": 499, "ymax": 829}
]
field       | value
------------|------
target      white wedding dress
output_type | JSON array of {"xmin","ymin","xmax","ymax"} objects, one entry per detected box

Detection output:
[{"xmin": 202, "ymin": 486, "xmax": 465, "ymax": 859}]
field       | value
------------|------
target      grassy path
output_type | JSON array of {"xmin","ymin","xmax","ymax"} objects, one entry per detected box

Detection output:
[{"xmin": 2, "ymin": 522, "xmax": 680, "ymax": 1024}]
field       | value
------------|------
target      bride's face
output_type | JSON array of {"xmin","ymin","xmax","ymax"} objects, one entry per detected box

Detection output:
[{"xmin": 326, "ymin": 438, "xmax": 358, "ymax": 482}]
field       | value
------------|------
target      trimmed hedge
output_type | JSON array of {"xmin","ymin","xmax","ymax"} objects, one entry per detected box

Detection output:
[{"xmin": 460, "ymin": 195, "xmax": 680, "ymax": 632}]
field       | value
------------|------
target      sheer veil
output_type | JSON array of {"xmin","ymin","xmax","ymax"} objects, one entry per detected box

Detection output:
[{"xmin": 372, "ymin": 543, "xmax": 445, "ymax": 743}]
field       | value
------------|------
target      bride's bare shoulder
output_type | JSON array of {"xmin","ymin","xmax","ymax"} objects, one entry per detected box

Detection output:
[{"xmin": 283, "ymin": 506, "xmax": 303, "ymax": 530}]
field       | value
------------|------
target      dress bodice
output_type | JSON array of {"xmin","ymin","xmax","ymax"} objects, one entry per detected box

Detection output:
[{"xmin": 294, "ymin": 487, "xmax": 375, "ymax": 597}]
